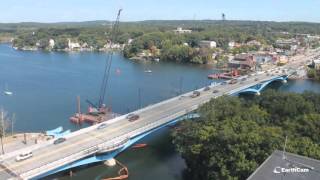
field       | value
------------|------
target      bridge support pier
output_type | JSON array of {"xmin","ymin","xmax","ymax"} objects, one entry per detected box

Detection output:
[{"xmin": 104, "ymin": 158, "xmax": 117, "ymax": 167}]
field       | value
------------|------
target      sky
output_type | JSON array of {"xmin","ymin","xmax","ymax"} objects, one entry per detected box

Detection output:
[{"xmin": 0, "ymin": 0, "xmax": 320, "ymax": 23}]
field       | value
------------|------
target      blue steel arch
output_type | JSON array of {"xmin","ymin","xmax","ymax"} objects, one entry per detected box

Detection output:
[
  {"xmin": 237, "ymin": 75, "xmax": 288, "ymax": 95},
  {"xmin": 33, "ymin": 113, "xmax": 199, "ymax": 179}
]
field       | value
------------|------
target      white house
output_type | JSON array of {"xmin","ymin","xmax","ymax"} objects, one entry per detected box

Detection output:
[
  {"xmin": 199, "ymin": 40, "xmax": 217, "ymax": 48},
  {"xmin": 49, "ymin": 39, "xmax": 55, "ymax": 49},
  {"xmin": 173, "ymin": 27, "xmax": 192, "ymax": 34},
  {"xmin": 68, "ymin": 39, "xmax": 81, "ymax": 50}
]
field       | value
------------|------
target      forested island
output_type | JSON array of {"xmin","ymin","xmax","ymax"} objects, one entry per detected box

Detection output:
[
  {"xmin": 172, "ymin": 90, "xmax": 320, "ymax": 180},
  {"xmin": 1, "ymin": 20, "xmax": 320, "ymax": 65}
]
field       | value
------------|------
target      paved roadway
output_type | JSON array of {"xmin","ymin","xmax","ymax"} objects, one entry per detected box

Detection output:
[{"xmin": 0, "ymin": 48, "xmax": 319, "ymax": 179}]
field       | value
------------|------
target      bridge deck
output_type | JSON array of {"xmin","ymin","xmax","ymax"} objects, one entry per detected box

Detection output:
[{"xmin": 0, "ymin": 49, "xmax": 316, "ymax": 179}]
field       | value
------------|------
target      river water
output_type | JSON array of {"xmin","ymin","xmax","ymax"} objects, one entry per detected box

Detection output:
[{"xmin": 0, "ymin": 44, "xmax": 319, "ymax": 180}]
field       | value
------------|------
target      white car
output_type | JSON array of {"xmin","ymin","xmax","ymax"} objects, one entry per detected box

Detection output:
[{"xmin": 16, "ymin": 151, "xmax": 33, "ymax": 162}]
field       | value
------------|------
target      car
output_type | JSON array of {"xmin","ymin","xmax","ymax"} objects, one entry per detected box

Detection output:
[
  {"xmin": 213, "ymin": 89, "xmax": 219, "ymax": 93},
  {"xmin": 203, "ymin": 86, "xmax": 210, "ymax": 91},
  {"xmin": 221, "ymin": 82, "xmax": 227, "ymax": 85},
  {"xmin": 241, "ymin": 78, "xmax": 247, "ymax": 81},
  {"xmin": 97, "ymin": 123, "xmax": 108, "ymax": 130},
  {"xmin": 127, "ymin": 114, "xmax": 140, "ymax": 122},
  {"xmin": 16, "ymin": 151, "xmax": 33, "ymax": 162},
  {"xmin": 229, "ymin": 79, "xmax": 238, "ymax": 84},
  {"xmin": 254, "ymin": 78, "xmax": 259, "ymax": 81},
  {"xmin": 53, "ymin": 137, "xmax": 66, "ymax": 145},
  {"xmin": 190, "ymin": 91, "xmax": 201, "ymax": 98}
]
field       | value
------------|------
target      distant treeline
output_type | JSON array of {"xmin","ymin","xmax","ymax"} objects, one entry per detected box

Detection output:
[{"xmin": 1, "ymin": 20, "xmax": 320, "ymax": 61}]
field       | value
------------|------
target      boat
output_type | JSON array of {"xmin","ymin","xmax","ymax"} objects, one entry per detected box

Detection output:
[
  {"xmin": 3, "ymin": 84, "xmax": 13, "ymax": 96},
  {"xmin": 132, "ymin": 143, "xmax": 147, "ymax": 149},
  {"xmin": 144, "ymin": 70, "xmax": 152, "ymax": 73},
  {"xmin": 4, "ymin": 91, "xmax": 13, "ymax": 96}
]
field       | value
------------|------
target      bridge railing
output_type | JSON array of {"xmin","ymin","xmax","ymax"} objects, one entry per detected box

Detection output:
[{"xmin": 18, "ymin": 70, "xmax": 292, "ymax": 178}]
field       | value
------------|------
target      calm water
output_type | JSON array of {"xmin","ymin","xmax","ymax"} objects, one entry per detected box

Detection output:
[{"xmin": 0, "ymin": 43, "xmax": 319, "ymax": 180}]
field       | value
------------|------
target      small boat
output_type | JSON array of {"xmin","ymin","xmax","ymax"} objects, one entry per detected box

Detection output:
[
  {"xmin": 144, "ymin": 70, "xmax": 152, "ymax": 73},
  {"xmin": 132, "ymin": 143, "xmax": 147, "ymax": 149},
  {"xmin": 3, "ymin": 84, "xmax": 13, "ymax": 96},
  {"xmin": 4, "ymin": 91, "xmax": 13, "ymax": 96}
]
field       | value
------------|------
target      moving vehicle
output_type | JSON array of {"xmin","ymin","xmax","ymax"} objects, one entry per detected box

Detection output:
[
  {"xmin": 16, "ymin": 151, "xmax": 33, "ymax": 162},
  {"xmin": 229, "ymin": 79, "xmax": 238, "ymax": 84},
  {"xmin": 213, "ymin": 89, "xmax": 219, "ymax": 93},
  {"xmin": 221, "ymin": 82, "xmax": 227, "ymax": 85},
  {"xmin": 53, "ymin": 137, "xmax": 66, "ymax": 145},
  {"xmin": 97, "ymin": 123, "xmax": 108, "ymax": 130},
  {"xmin": 127, "ymin": 114, "xmax": 140, "ymax": 122},
  {"xmin": 255, "ymin": 78, "xmax": 259, "ymax": 81},
  {"xmin": 190, "ymin": 91, "xmax": 200, "ymax": 98},
  {"xmin": 203, "ymin": 86, "xmax": 210, "ymax": 91}
]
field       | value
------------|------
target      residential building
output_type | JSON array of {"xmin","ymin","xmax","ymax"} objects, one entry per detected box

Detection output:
[
  {"xmin": 247, "ymin": 150, "xmax": 320, "ymax": 180},
  {"xmin": 278, "ymin": 55, "xmax": 289, "ymax": 65},
  {"xmin": 199, "ymin": 40, "xmax": 217, "ymax": 48},
  {"xmin": 246, "ymin": 40, "xmax": 261, "ymax": 46},
  {"xmin": 68, "ymin": 39, "xmax": 81, "ymax": 50},
  {"xmin": 49, "ymin": 39, "xmax": 55, "ymax": 49},
  {"xmin": 228, "ymin": 53, "xmax": 256, "ymax": 70},
  {"xmin": 173, "ymin": 27, "xmax": 192, "ymax": 34}
]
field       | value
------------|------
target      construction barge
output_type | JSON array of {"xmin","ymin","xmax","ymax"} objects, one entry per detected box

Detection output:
[{"xmin": 69, "ymin": 97, "xmax": 120, "ymax": 125}]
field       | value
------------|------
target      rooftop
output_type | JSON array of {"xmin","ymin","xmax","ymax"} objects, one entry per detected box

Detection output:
[{"xmin": 247, "ymin": 150, "xmax": 320, "ymax": 180}]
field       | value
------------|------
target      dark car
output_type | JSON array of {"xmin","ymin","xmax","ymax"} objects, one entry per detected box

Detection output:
[
  {"xmin": 203, "ymin": 86, "xmax": 210, "ymax": 91},
  {"xmin": 213, "ymin": 89, "xmax": 219, "ymax": 93},
  {"xmin": 127, "ymin": 114, "xmax": 140, "ymax": 122},
  {"xmin": 53, "ymin": 137, "xmax": 66, "ymax": 145},
  {"xmin": 191, "ymin": 91, "xmax": 201, "ymax": 98},
  {"xmin": 255, "ymin": 78, "xmax": 259, "ymax": 81},
  {"xmin": 97, "ymin": 123, "xmax": 108, "ymax": 130}
]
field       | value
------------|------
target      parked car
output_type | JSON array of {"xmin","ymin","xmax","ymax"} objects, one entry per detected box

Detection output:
[
  {"xmin": 97, "ymin": 123, "xmax": 108, "ymax": 130},
  {"xmin": 241, "ymin": 78, "xmax": 247, "ymax": 81},
  {"xmin": 53, "ymin": 137, "xmax": 66, "ymax": 145},
  {"xmin": 16, "ymin": 151, "xmax": 33, "ymax": 162},
  {"xmin": 203, "ymin": 86, "xmax": 210, "ymax": 91},
  {"xmin": 255, "ymin": 78, "xmax": 259, "ymax": 81},
  {"xmin": 127, "ymin": 114, "xmax": 140, "ymax": 122},
  {"xmin": 213, "ymin": 89, "xmax": 219, "ymax": 93}
]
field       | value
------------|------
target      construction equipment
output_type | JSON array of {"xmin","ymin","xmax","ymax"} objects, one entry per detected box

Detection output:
[
  {"xmin": 97, "ymin": 9, "xmax": 123, "ymax": 111},
  {"xmin": 69, "ymin": 9, "xmax": 122, "ymax": 125}
]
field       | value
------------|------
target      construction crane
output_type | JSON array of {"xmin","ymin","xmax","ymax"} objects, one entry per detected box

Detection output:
[{"xmin": 95, "ymin": 9, "xmax": 122, "ymax": 112}]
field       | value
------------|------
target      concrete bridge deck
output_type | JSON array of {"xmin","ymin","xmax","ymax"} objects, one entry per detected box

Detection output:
[
  {"xmin": 0, "ymin": 48, "xmax": 318, "ymax": 179},
  {"xmin": 0, "ymin": 71, "xmax": 289, "ymax": 179}
]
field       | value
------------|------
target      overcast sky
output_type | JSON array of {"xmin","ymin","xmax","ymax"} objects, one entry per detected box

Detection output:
[{"xmin": 1, "ymin": 0, "xmax": 319, "ymax": 23}]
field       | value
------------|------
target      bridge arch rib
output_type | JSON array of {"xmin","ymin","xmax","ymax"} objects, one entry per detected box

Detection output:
[
  {"xmin": 238, "ymin": 75, "xmax": 288, "ymax": 95},
  {"xmin": 33, "ymin": 113, "xmax": 199, "ymax": 179}
]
